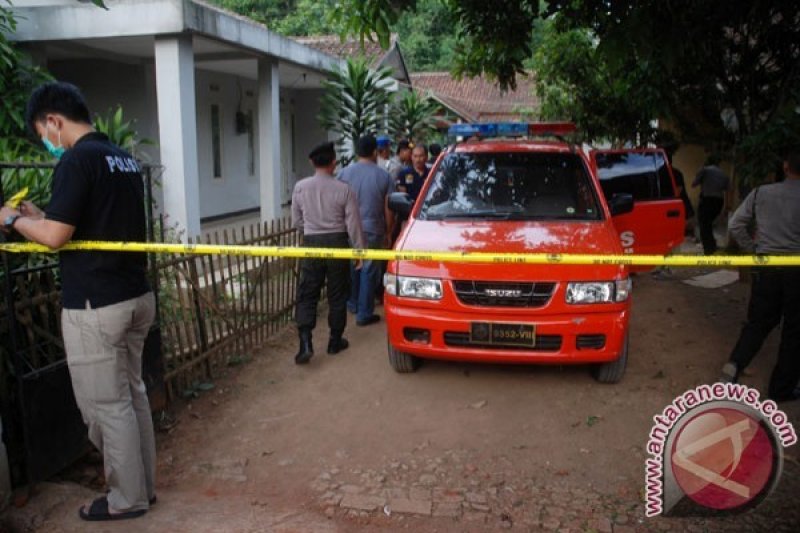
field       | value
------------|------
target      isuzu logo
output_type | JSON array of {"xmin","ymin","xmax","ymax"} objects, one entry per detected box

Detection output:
[{"xmin": 484, "ymin": 288, "xmax": 522, "ymax": 298}]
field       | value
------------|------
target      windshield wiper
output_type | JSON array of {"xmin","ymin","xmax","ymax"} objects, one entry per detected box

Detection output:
[{"xmin": 437, "ymin": 211, "xmax": 514, "ymax": 220}]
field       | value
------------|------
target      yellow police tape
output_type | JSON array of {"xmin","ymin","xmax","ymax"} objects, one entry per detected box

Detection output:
[{"xmin": 1, "ymin": 240, "xmax": 799, "ymax": 267}]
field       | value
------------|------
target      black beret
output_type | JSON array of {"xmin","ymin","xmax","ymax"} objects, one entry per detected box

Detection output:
[{"xmin": 309, "ymin": 141, "xmax": 335, "ymax": 160}]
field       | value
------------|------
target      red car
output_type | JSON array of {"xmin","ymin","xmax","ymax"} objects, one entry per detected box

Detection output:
[{"xmin": 383, "ymin": 123, "xmax": 684, "ymax": 382}]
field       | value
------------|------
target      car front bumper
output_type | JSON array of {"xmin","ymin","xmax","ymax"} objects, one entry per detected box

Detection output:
[{"xmin": 384, "ymin": 299, "xmax": 629, "ymax": 365}]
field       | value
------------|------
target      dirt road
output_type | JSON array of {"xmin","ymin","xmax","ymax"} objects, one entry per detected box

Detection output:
[{"xmin": 3, "ymin": 271, "xmax": 800, "ymax": 532}]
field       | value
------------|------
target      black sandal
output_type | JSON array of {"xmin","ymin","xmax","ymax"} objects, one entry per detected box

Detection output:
[{"xmin": 79, "ymin": 496, "xmax": 147, "ymax": 521}]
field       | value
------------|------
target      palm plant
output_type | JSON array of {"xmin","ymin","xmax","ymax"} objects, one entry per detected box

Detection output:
[
  {"xmin": 319, "ymin": 57, "xmax": 394, "ymax": 163},
  {"xmin": 389, "ymin": 90, "xmax": 440, "ymax": 143},
  {"xmin": 94, "ymin": 105, "xmax": 155, "ymax": 161}
]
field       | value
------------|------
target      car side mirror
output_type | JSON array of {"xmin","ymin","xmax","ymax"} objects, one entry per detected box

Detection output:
[
  {"xmin": 389, "ymin": 192, "xmax": 414, "ymax": 218},
  {"xmin": 609, "ymin": 193, "xmax": 634, "ymax": 216}
]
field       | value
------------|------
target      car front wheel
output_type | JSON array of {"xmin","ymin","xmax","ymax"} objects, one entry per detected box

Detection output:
[
  {"xmin": 591, "ymin": 334, "xmax": 628, "ymax": 384},
  {"xmin": 388, "ymin": 343, "xmax": 420, "ymax": 373}
]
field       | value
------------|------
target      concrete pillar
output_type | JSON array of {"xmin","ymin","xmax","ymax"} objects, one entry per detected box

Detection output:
[
  {"xmin": 154, "ymin": 35, "xmax": 201, "ymax": 239},
  {"xmin": 257, "ymin": 57, "xmax": 282, "ymax": 222}
]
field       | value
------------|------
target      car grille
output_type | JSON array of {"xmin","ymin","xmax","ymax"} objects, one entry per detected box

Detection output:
[
  {"xmin": 452, "ymin": 281, "xmax": 556, "ymax": 307},
  {"xmin": 443, "ymin": 332, "xmax": 562, "ymax": 352},
  {"xmin": 576, "ymin": 334, "xmax": 606, "ymax": 349}
]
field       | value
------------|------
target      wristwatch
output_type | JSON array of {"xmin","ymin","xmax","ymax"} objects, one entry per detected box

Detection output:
[{"xmin": 3, "ymin": 214, "xmax": 21, "ymax": 230}]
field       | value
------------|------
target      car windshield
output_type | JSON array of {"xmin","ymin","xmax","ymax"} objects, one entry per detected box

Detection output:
[{"xmin": 418, "ymin": 151, "xmax": 602, "ymax": 221}]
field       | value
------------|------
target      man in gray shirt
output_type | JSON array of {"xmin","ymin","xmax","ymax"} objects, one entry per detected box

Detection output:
[
  {"xmin": 720, "ymin": 148, "xmax": 800, "ymax": 402},
  {"xmin": 339, "ymin": 135, "xmax": 394, "ymax": 326},
  {"xmin": 692, "ymin": 155, "xmax": 730, "ymax": 254},
  {"xmin": 292, "ymin": 142, "xmax": 364, "ymax": 364}
]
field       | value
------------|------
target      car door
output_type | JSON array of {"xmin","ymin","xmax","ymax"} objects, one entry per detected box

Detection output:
[{"xmin": 591, "ymin": 149, "xmax": 685, "ymax": 267}]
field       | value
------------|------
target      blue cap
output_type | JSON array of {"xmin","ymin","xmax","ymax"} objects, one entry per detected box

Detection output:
[{"xmin": 376, "ymin": 135, "xmax": 391, "ymax": 148}]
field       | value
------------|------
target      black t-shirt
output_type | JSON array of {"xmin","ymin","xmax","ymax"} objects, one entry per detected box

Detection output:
[
  {"xmin": 46, "ymin": 132, "xmax": 150, "ymax": 309},
  {"xmin": 395, "ymin": 166, "xmax": 428, "ymax": 202}
]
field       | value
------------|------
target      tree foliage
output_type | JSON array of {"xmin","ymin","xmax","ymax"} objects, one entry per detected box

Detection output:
[
  {"xmin": 332, "ymin": 0, "xmax": 540, "ymax": 90},
  {"xmin": 389, "ymin": 90, "xmax": 440, "ymax": 143},
  {"xmin": 0, "ymin": 1, "xmax": 51, "ymax": 155},
  {"xmin": 549, "ymin": 1, "xmax": 800, "ymax": 183},
  {"xmin": 211, "ymin": 0, "xmax": 344, "ymax": 35},
  {"xmin": 530, "ymin": 24, "xmax": 665, "ymax": 145},
  {"xmin": 94, "ymin": 105, "xmax": 155, "ymax": 161},
  {"xmin": 390, "ymin": 0, "xmax": 457, "ymax": 72},
  {"xmin": 318, "ymin": 58, "xmax": 394, "ymax": 163}
]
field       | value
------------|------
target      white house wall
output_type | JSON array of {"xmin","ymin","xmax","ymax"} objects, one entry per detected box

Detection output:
[
  {"xmin": 48, "ymin": 59, "xmax": 160, "ymax": 162},
  {"xmin": 38, "ymin": 59, "xmax": 350, "ymax": 229},
  {"xmin": 194, "ymin": 69, "xmax": 261, "ymax": 220}
]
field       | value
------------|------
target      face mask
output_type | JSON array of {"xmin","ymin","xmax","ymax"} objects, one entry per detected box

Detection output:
[{"xmin": 42, "ymin": 125, "xmax": 66, "ymax": 159}]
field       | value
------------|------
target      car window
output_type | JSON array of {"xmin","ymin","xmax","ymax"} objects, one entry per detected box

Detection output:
[
  {"xmin": 418, "ymin": 152, "xmax": 601, "ymax": 221},
  {"xmin": 595, "ymin": 151, "xmax": 675, "ymax": 201}
]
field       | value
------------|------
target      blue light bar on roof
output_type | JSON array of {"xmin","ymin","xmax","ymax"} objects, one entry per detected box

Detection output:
[{"xmin": 447, "ymin": 122, "xmax": 576, "ymax": 138}]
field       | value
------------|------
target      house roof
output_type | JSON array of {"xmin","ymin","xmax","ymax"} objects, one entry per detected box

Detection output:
[
  {"xmin": 411, "ymin": 72, "xmax": 539, "ymax": 123},
  {"xmin": 291, "ymin": 34, "xmax": 410, "ymax": 86},
  {"xmin": 292, "ymin": 34, "xmax": 395, "ymax": 67},
  {"xmin": 9, "ymin": 0, "xmax": 343, "ymax": 80}
]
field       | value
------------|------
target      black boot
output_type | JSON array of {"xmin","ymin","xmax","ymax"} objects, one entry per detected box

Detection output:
[
  {"xmin": 327, "ymin": 331, "xmax": 349, "ymax": 355},
  {"xmin": 295, "ymin": 329, "xmax": 314, "ymax": 364}
]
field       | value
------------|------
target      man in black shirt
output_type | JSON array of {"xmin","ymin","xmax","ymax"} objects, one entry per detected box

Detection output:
[{"xmin": 1, "ymin": 82, "xmax": 155, "ymax": 521}]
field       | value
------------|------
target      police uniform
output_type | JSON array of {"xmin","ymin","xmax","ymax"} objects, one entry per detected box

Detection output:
[
  {"xmin": 291, "ymin": 142, "xmax": 364, "ymax": 363},
  {"xmin": 392, "ymin": 165, "xmax": 428, "ymax": 244},
  {"xmin": 395, "ymin": 165, "xmax": 428, "ymax": 202},
  {"xmin": 723, "ymin": 175, "xmax": 800, "ymax": 401}
]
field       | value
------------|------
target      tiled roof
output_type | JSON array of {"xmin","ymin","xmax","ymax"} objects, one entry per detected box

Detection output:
[
  {"xmin": 292, "ymin": 34, "xmax": 396, "ymax": 68},
  {"xmin": 411, "ymin": 72, "xmax": 539, "ymax": 123}
]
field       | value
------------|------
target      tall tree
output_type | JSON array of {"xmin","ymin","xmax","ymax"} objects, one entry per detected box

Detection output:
[
  {"xmin": 530, "ymin": 24, "xmax": 665, "ymax": 145},
  {"xmin": 390, "ymin": 0, "xmax": 458, "ymax": 72},
  {"xmin": 336, "ymin": 0, "xmax": 800, "ymax": 185}
]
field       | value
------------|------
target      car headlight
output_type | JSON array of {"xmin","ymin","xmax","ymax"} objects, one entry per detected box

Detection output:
[
  {"xmin": 566, "ymin": 279, "xmax": 631, "ymax": 304},
  {"xmin": 384, "ymin": 273, "xmax": 443, "ymax": 300}
]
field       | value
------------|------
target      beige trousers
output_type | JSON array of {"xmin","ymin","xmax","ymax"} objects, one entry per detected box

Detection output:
[{"xmin": 61, "ymin": 292, "xmax": 156, "ymax": 512}]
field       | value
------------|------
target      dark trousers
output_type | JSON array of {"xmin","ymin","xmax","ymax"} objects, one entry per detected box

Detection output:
[
  {"xmin": 295, "ymin": 232, "xmax": 350, "ymax": 335},
  {"xmin": 697, "ymin": 196, "xmax": 724, "ymax": 254},
  {"xmin": 729, "ymin": 267, "xmax": 800, "ymax": 399}
]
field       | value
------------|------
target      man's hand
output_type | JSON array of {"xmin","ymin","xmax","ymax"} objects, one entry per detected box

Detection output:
[
  {"xmin": 19, "ymin": 201, "xmax": 44, "ymax": 220},
  {"xmin": 354, "ymin": 259, "xmax": 363, "ymax": 270},
  {"xmin": 0, "ymin": 206, "xmax": 21, "ymax": 234}
]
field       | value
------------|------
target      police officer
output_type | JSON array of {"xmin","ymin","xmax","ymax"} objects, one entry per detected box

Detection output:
[
  {"xmin": 291, "ymin": 142, "xmax": 365, "ymax": 364},
  {"xmin": 0, "ymin": 82, "xmax": 156, "ymax": 521},
  {"xmin": 692, "ymin": 155, "xmax": 730, "ymax": 254},
  {"xmin": 720, "ymin": 148, "xmax": 800, "ymax": 402},
  {"xmin": 387, "ymin": 139, "xmax": 413, "ymax": 180},
  {"xmin": 392, "ymin": 144, "xmax": 429, "ymax": 244},
  {"xmin": 396, "ymin": 144, "xmax": 429, "ymax": 202}
]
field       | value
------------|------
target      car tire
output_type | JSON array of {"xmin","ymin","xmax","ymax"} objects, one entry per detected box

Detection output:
[
  {"xmin": 591, "ymin": 334, "xmax": 628, "ymax": 384},
  {"xmin": 388, "ymin": 343, "xmax": 420, "ymax": 373}
]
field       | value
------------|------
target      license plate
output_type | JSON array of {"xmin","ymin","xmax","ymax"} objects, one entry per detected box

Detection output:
[{"xmin": 469, "ymin": 322, "xmax": 536, "ymax": 347}]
